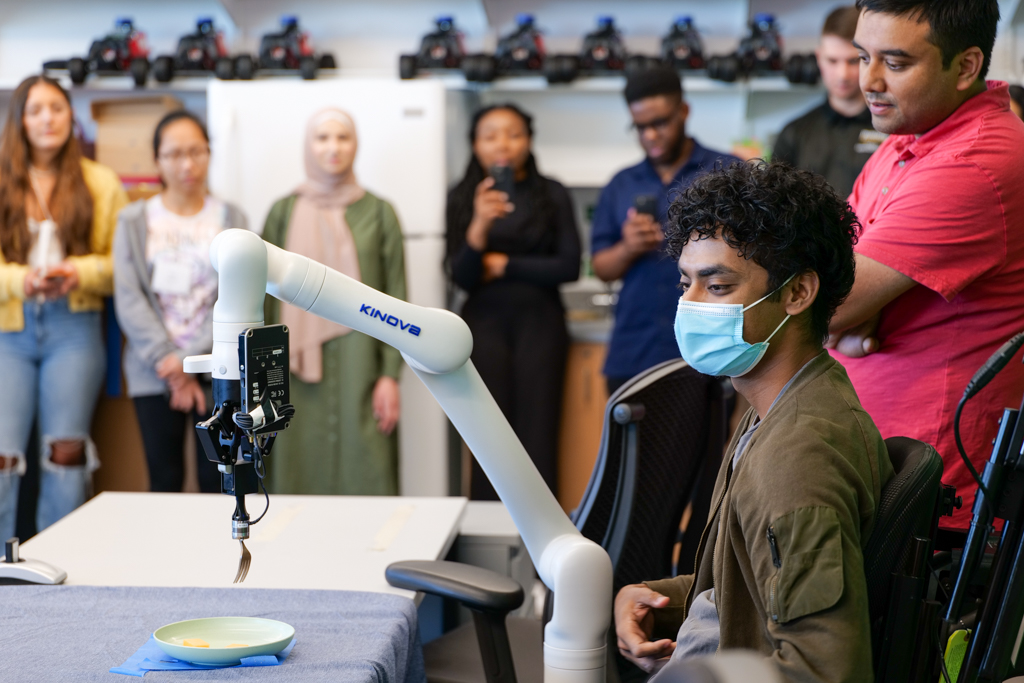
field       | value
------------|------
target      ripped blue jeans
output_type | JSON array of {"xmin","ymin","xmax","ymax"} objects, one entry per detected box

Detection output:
[{"xmin": 0, "ymin": 299, "xmax": 104, "ymax": 540}]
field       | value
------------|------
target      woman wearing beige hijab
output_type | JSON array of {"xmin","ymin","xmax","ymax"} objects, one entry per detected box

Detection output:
[{"xmin": 263, "ymin": 108, "xmax": 407, "ymax": 495}]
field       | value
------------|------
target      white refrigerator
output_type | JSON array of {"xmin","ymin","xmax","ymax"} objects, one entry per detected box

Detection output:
[{"xmin": 206, "ymin": 78, "xmax": 450, "ymax": 497}]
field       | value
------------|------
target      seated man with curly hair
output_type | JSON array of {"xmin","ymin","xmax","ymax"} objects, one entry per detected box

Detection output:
[{"xmin": 614, "ymin": 161, "xmax": 894, "ymax": 683}]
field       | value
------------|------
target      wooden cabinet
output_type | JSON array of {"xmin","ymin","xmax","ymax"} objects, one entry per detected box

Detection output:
[
  {"xmin": 91, "ymin": 396, "xmax": 149, "ymax": 494},
  {"xmin": 557, "ymin": 341, "xmax": 609, "ymax": 513}
]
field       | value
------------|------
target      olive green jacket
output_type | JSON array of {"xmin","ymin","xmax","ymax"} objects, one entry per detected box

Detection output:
[
  {"xmin": 647, "ymin": 353, "xmax": 893, "ymax": 683},
  {"xmin": 262, "ymin": 191, "xmax": 407, "ymax": 496}
]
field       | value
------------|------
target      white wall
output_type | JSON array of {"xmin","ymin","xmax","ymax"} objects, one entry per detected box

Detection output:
[{"xmin": 207, "ymin": 79, "xmax": 446, "ymax": 237}]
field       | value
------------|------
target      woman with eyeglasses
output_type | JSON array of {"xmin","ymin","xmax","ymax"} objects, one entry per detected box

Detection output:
[
  {"xmin": 113, "ymin": 110, "xmax": 248, "ymax": 494},
  {"xmin": 446, "ymin": 103, "xmax": 581, "ymax": 500},
  {"xmin": 0, "ymin": 75, "xmax": 128, "ymax": 539}
]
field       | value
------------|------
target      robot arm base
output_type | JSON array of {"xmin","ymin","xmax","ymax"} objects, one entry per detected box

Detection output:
[{"xmin": 539, "ymin": 534, "xmax": 612, "ymax": 677}]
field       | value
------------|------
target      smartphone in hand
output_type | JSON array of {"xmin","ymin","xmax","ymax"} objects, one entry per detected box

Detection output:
[
  {"xmin": 634, "ymin": 194, "xmax": 658, "ymax": 217},
  {"xmin": 490, "ymin": 165, "xmax": 515, "ymax": 198},
  {"xmin": 42, "ymin": 269, "xmax": 65, "ymax": 285}
]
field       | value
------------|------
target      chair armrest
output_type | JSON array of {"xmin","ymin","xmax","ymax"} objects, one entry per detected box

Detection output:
[{"xmin": 386, "ymin": 560, "xmax": 524, "ymax": 613}]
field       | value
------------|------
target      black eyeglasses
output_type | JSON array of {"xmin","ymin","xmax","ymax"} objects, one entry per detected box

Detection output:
[{"xmin": 630, "ymin": 115, "xmax": 676, "ymax": 135}]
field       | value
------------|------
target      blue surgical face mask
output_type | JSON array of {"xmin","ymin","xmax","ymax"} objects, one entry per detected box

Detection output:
[{"xmin": 673, "ymin": 275, "xmax": 794, "ymax": 377}]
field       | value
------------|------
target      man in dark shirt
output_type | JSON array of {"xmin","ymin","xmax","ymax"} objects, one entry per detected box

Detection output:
[
  {"xmin": 591, "ymin": 67, "xmax": 739, "ymax": 394},
  {"xmin": 773, "ymin": 6, "xmax": 884, "ymax": 197}
]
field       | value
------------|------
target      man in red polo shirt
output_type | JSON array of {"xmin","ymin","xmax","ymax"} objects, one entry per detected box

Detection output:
[{"xmin": 828, "ymin": 0, "xmax": 1024, "ymax": 528}]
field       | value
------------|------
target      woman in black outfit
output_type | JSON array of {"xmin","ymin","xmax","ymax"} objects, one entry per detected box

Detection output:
[{"xmin": 447, "ymin": 104, "xmax": 581, "ymax": 501}]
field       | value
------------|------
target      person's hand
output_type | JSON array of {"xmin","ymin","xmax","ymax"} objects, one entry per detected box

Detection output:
[
  {"xmin": 466, "ymin": 177, "xmax": 514, "ymax": 251},
  {"xmin": 372, "ymin": 376, "xmax": 400, "ymax": 436},
  {"xmin": 826, "ymin": 314, "xmax": 880, "ymax": 359},
  {"xmin": 481, "ymin": 252, "xmax": 509, "ymax": 283},
  {"xmin": 615, "ymin": 584, "xmax": 676, "ymax": 674},
  {"xmin": 168, "ymin": 379, "xmax": 206, "ymax": 414},
  {"xmin": 24, "ymin": 268, "xmax": 63, "ymax": 299},
  {"xmin": 168, "ymin": 382, "xmax": 194, "ymax": 413},
  {"xmin": 621, "ymin": 208, "xmax": 664, "ymax": 258},
  {"xmin": 156, "ymin": 353, "xmax": 190, "ymax": 392},
  {"xmin": 41, "ymin": 261, "xmax": 80, "ymax": 299},
  {"xmin": 23, "ymin": 270, "xmax": 45, "ymax": 298}
]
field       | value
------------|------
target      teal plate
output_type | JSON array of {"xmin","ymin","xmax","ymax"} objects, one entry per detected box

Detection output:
[{"xmin": 154, "ymin": 616, "xmax": 295, "ymax": 666}]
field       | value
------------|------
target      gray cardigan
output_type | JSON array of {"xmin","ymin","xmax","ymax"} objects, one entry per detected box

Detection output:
[{"xmin": 112, "ymin": 198, "xmax": 248, "ymax": 397}]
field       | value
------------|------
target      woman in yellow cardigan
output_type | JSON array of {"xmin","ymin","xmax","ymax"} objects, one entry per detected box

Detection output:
[{"xmin": 0, "ymin": 75, "xmax": 127, "ymax": 539}]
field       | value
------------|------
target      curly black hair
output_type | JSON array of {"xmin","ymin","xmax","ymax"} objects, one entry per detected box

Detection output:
[{"xmin": 665, "ymin": 161, "xmax": 860, "ymax": 344}]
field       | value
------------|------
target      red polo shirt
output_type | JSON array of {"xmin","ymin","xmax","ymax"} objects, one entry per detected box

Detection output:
[{"xmin": 837, "ymin": 82, "xmax": 1024, "ymax": 528}]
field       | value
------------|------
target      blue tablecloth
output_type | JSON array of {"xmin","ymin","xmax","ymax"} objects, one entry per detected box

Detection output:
[{"xmin": 0, "ymin": 585, "xmax": 426, "ymax": 682}]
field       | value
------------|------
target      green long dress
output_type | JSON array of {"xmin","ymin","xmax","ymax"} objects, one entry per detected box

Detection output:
[{"xmin": 263, "ymin": 191, "xmax": 406, "ymax": 495}]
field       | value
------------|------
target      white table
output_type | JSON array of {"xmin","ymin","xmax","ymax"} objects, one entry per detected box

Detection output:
[{"xmin": 20, "ymin": 491, "xmax": 467, "ymax": 599}]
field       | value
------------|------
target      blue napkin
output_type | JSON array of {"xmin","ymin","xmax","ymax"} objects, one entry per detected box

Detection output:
[{"xmin": 110, "ymin": 636, "xmax": 296, "ymax": 677}]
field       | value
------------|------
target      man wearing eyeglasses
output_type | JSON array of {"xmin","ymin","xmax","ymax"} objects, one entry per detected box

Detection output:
[{"xmin": 592, "ymin": 67, "xmax": 740, "ymax": 395}]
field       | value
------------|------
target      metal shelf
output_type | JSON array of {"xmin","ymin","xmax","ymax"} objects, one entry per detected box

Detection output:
[{"xmin": 415, "ymin": 72, "xmax": 822, "ymax": 94}]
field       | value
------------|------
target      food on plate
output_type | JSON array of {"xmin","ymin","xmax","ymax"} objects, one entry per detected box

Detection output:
[{"xmin": 182, "ymin": 638, "xmax": 210, "ymax": 648}]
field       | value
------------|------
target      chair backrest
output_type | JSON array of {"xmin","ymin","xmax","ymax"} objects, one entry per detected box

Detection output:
[
  {"xmin": 571, "ymin": 359, "xmax": 728, "ymax": 593},
  {"xmin": 864, "ymin": 436, "xmax": 944, "ymax": 666}
]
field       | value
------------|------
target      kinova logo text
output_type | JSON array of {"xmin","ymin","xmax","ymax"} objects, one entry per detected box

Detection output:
[{"xmin": 359, "ymin": 304, "xmax": 421, "ymax": 336}]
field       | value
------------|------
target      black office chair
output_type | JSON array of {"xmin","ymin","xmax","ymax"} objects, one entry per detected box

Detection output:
[
  {"xmin": 865, "ymin": 436, "xmax": 946, "ymax": 682},
  {"xmin": 387, "ymin": 359, "xmax": 729, "ymax": 683},
  {"xmin": 573, "ymin": 360, "xmax": 729, "ymax": 593}
]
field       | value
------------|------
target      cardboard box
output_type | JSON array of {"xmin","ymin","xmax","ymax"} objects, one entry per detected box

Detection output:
[
  {"xmin": 124, "ymin": 181, "xmax": 162, "ymax": 203},
  {"xmin": 91, "ymin": 395, "xmax": 149, "ymax": 494},
  {"xmin": 90, "ymin": 96, "xmax": 182, "ymax": 180}
]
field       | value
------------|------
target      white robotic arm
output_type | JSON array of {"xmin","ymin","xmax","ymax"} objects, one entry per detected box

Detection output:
[{"xmin": 185, "ymin": 229, "xmax": 612, "ymax": 682}]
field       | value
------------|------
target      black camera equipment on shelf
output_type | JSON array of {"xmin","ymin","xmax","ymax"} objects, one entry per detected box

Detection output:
[
  {"xmin": 707, "ymin": 13, "xmax": 784, "ymax": 83},
  {"xmin": 660, "ymin": 16, "xmax": 705, "ymax": 70},
  {"xmin": 398, "ymin": 16, "xmax": 466, "ymax": 80}
]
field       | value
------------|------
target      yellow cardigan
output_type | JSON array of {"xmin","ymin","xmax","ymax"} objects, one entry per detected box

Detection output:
[{"xmin": 0, "ymin": 158, "xmax": 128, "ymax": 332}]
